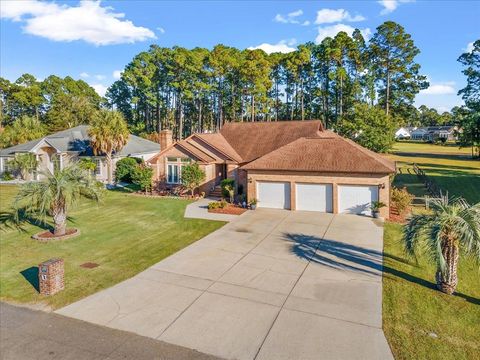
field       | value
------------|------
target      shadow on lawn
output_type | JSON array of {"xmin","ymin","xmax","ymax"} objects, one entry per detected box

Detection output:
[
  {"xmin": 20, "ymin": 267, "xmax": 39, "ymax": 292},
  {"xmin": 283, "ymin": 232, "xmax": 480, "ymax": 305},
  {"xmin": 393, "ymin": 151, "xmax": 474, "ymax": 161}
]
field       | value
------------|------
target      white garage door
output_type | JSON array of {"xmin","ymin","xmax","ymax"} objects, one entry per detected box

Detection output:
[
  {"xmin": 296, "ymin": 183, "xmax": 333, "ymax": 212},
  {"xmin": 257, "ymin": 182, "xmax": 291, "ymax": 209},
  {"xmin": 338, "ymin": 185, "xmax": 379, "ymax": 215}
]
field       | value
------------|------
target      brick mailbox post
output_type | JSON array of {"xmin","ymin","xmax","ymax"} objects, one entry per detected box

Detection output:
[{"xmin": 38, "ymin": 258, "xmax": 64, "ymax": 295}]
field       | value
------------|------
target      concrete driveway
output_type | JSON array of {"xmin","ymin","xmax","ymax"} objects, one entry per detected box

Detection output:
[{"xmin": 57, "ymin": 209, "xmax": 393, "ymax": 360}]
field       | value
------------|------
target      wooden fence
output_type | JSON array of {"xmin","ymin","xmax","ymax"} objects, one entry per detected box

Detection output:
[{"xmin": 411, "ymin": 163, "xmax": 447, "ymax": 208}]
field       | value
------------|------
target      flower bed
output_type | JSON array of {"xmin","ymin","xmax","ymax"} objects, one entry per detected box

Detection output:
[
  {"xmin": 208, "ymin": 202, "xmax": 247, "ymax": 215},
  {"xmin": 32, "ymin": 228, "xmax": 81, "ymax": 242}
]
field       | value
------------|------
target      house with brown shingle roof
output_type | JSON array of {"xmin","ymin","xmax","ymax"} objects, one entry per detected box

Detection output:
[{"xmin": 148, "ymin": 120, "xmax": 395, "ymax": 218}]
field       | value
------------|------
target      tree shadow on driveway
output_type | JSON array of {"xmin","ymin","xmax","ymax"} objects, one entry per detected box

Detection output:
[{"xmin": 282, "ymin": 232, "xmax": 480, "ymax": 305}]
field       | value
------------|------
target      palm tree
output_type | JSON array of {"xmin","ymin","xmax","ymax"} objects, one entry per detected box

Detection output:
[
  {"xmin": 404, "ymin": 197, "xmax": 480, "ymax": 294},
  {"xmin": 14, "ymin": 165, "xmax": 104, "ymax": 236},
  {"xmin": 88, "ymin": 110, "xmax": 129, "ymax": 184}
]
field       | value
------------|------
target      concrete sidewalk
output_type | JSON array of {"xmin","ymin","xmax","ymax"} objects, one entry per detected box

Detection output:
[
  {"xmin": 57, "ymin": 210, "xmax": 393, "ymax": 360},
  {"xmin": 0, "ymin": 302, "xmax": 223, "ymax": 360}
]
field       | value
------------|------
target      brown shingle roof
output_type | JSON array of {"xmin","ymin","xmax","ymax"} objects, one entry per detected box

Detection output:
[
  {"xmin": 242, "ymin": 136, "xmax": 396, "ymax": 174},
  {"xmin": 194, "ymin": 133, "xmax": 243, "ymax": 162},
  {"xmin": 220, "ymin": 120, "xmax": 324, "ymax": 163}
]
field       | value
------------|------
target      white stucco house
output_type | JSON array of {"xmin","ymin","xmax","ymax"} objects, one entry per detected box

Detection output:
[
  {"xmin": 0, "ymin": 125, "xmax": 160, "ymax": 182},
  {"xmin": 394, "ymin": 127, "xmax": 415, "ymax": 139}
]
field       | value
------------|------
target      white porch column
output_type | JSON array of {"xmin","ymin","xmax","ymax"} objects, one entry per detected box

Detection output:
[
  {"xmin": 0, "ymin": 157, "xmax": 3, "ymax": 173},
  {"xmin": 59, "ymin": 152, "xmax": 63, "ymax": 170}
]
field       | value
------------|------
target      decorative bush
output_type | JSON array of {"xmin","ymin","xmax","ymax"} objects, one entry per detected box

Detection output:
[
  {"xmin": 131, "ymin": 164, "xmax": 153, "ymax": 193},
  {"xmin": 391, "ymin": 187, "xmax": 414, "ymax": 214},
  {"xmin": 115, "ymin": 157, "xmax": 143, "ymax": 183},
  {"xmin": 220, "ymin": 178, "xmax": 235, "ymax": 198},
  {"xmin": 1, "ymin": 171, "xmax": 14, "ymax": 181},
  {"xmin": 181, "ymin": 163, "xmax": 206, "ymax": 196},
  {"xmin": 78, "ymin": 157, "xmax": 97, "ymax": 176},
  {"xmin": 208, "ymin": 200, "xmax": 228, "ymax": 210},
  {"xmin": 9, "ymin": 153, "xmax": 38, "ymax": 180}
]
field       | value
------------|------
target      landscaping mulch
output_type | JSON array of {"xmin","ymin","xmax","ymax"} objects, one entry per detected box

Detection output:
[
  {"xmin": 389, "ymin": 205, "xmax": 409, "ymax": 224},
  {"xmin": 208, "ymin": 205, "xmax": 247, "ymax": 215},
  {"xmin": 32, "ymin": 228, "xmax": 80, "ymax": 242},
  {"xmin": 80, "ymin": 262, "xmax": 100, "ymax": 269}
]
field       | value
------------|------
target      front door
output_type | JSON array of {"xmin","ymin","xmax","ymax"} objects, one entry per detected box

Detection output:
[{"xmin": 215, "ymin": 164, "xmax": 227, "ymax": 185}]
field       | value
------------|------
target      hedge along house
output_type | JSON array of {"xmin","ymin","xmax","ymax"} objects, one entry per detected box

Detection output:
[
  {"xmin": 0, "ymin": 125, "xmax": 160, "ymax": 182},
  {"xmin": 149, "ymin": 120, "xmax": 396, "ymax": 218}
]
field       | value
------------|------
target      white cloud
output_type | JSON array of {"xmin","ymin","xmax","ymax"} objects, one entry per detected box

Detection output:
[
  {"xmin": 466, "ymin": 42, "xmax": 474, "ymax": 53},
  {"xmin": 420, "ymin": 82, "xmax": 456, "ymax": 95},
  {"xmin": 248, "ymin": 39, "xmax": 297, "ymax": 54},
  {"xmin": 315, "ymin": 24, "xmax": 371, "ymax": 43},
  {"xmin": 94, "ymin": 74, "xmax": 106, "ymax": 80},
  {"xmin": 378, "ymin": 0, "xmax": 414, "ymax": 15},
  {"xmin": 301, "ymin": 20, "xmax": 310, "ymax": 26},
  {"xmin": 91, "ymin": 83, "xmax": 108, "ymax": 97},
  {"xmin": 274, "ymin": 9, "xmax": 305, "ymax": 24},
  {"xmin": 80, "ymin": 72, "xmax": 90, "ymax": 78},
  {"xmin": 315, "ymin": 9, "xmax": 365, "ymax": 24},
  {"xmin": 0, "ymin": 0, "xmax": 156, "ymax": 45},
  {"xmin": 156, "ymin": 27, "xmax": 165, "ymax": 34},
  {"xmin": 113, "ymin": 70, "xmax": 123, "ymax": 79}
]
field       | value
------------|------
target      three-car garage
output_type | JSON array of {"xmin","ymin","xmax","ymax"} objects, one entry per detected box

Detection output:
[{"xmin": 255, "ymin": 180, "xmax": 382, "ymax": 216}]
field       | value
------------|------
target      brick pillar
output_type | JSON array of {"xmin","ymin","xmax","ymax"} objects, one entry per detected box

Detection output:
[
  {"xmin": 39, "ymin": 258, "xmax": 64, "ymax": 296},
  {"xmin": 332, "ymin": 183, "xmax": 338, "ymax": 214},
  {"xmin": 290, "ymin": 181, "xmax": 296, "ymax": 210}
]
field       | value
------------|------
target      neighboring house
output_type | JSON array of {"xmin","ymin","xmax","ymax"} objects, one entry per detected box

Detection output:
[
  {"xmin": 410, "ymin": 126, "xmax": 458, "ymax": 142},
  {"xmin": 148, "ymin": 120, "xmax": 396, "ymax": 218},
  {"xmin": 395, "ymin": 127, "xmax": 415, "ymax": 139},
  {"xmin": 0, "ymin": 125, "xmax": 160, "ymax": 182}
]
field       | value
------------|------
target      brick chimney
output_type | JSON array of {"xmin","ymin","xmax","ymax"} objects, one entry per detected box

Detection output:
[{"xmin": 159, "ymin": 129, "xmax": 173, "ymax": 150}]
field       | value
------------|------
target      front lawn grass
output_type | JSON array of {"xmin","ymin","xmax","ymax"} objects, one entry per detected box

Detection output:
[
  {"xmin": 383, "ymin": 222, "xmax": 480, "ymax": 359},
  {"xmin": 0, "ymin": 185, "xmax": 225, "ymax": 309},
  {"xmin": 384, "ymin": 141, "xmax": 480, "ymax": 359}
]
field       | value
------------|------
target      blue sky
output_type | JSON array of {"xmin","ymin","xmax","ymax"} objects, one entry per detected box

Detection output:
[{"xmin": 1, "ymin": 0, "xmax": 478, "ymax": 112}]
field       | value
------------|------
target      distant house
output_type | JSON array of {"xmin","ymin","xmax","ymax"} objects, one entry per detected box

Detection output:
[
  {"xmin": 0, "ymin": 125, "xmax": 159, "ymax": 182},
  {"xmin": 148, "ymin": 120, "xmax": 396, "ymax": 218},
  {"xmin": 395, "ymin": 127, "xmax": 415, "ymax": 139},
  {"xmin": 410, "ymin": 128, "xmax": 429, "ymax": 140},
  {"xmin": 410, "ymin": 126, "xmax": 458, "ymax": 142}
]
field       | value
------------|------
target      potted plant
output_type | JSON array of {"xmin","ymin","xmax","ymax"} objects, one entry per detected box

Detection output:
[
  {"xmin": 249, "ymin": 198, "xmax": 257, "ymax": 210},
  {"xmin": 371, "ymin": 201, "xmax": 386, "ymax": 218}
]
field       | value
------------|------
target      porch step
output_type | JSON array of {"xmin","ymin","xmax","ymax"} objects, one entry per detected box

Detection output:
[{"xmin": 209, "ymin": 186, "xmax": 223, "ymax": 198}]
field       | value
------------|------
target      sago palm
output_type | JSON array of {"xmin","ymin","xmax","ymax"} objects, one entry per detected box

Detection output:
[
  {"xmin": 88, "ymin": 110, "xmax": 129, "ymax": 184},
  {"xmin": 14, "ymin": 165, "xmax": 104, "ymax": 236},
  {"xmin": 404, "ymin": 197, "xmax": 480, "ymax": 294}
]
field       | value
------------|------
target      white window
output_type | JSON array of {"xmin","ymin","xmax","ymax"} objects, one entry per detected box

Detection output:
[
  {"xmin": 167, "ymin": 164, "xmax": 180, "ymax": 184},
  {"xmin": 94, "ymin": 159, "xmax": 102, "ymax": 176}
]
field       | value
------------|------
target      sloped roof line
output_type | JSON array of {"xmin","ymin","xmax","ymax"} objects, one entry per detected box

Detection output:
[{"xmin": 193, "ymin": 133, "xmax": 242, "ymax": 162}]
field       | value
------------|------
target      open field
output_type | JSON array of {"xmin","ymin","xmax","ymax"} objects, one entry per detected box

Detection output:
[
  {"xmin": 383, "ymin": 141, "xmax": 480, "ymax": 359},
  {"xmin": 387, "ymin": 141, "xmax": 480, "ymax": 203},
  {"xmin": 0, "ymin": 185, "xmax": 225, "ymax": 309}
]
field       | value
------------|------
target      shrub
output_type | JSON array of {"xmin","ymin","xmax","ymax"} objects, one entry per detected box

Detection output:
[
  {"xmin": 208, "ymin": 201, "xmax": 219, "ymax": 210},
  {"xmin": 391, "ymin": 187, "xmax": 414, "ymax": 214},
  {"xmin": 115, "ymin": 157, "xmax": 143, "ymax": 183},
  {"xmin": 220, "ymin": 178, "xmax": 235, "ymax": 198},
  {"xmin": 371, "ymin": 201, "xmax": 386, "ymax": 212},
  {"xmin": 78, "ymin": 157, "xmax": 97, "ymax": 176},
  {"xmin": 181, "ymin": 163, "xmax": 206, "ymax": 196},
  {"xmin": 224, "ymin": 184, "xmax": 234, "ymax": 203},
  {"xmin": 131, "ymin": 164, "xmax": 153, "ymax": 193},
  {"xmin": 208, "ymin": 200, "xmax": 228, "ymax": 210},
  {"xmin": 1, "ymin": 171, "xmax": 14, "ymax": 181},
  {"xmin": 9, "ymin": 153, "xmax": 38, "ymax": 180}
]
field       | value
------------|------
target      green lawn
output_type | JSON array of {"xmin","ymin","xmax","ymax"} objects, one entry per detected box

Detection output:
[
  {"xmin": 383, "ymin": 142, "xmax": 480, "ymax": 359},
  {"xmin": 388, "ymin": 141, "xmax": 480, "ymax": 203},
  {"xmin": 383, "ymin": 223, "xmax": 480, "ymax": 360},
  {"xmin": 0, "ymin": 185, "xmax": 225, "ymax": 309}
]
